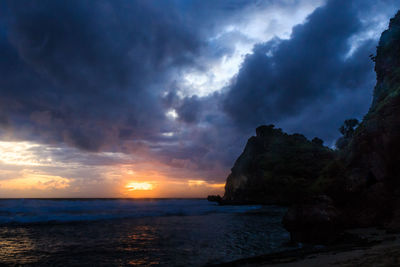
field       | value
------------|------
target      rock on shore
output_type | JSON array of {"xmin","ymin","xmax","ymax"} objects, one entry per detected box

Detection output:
[{"xmin": 221, "ymin": 125, "xmax": 334, "ymax": 205}]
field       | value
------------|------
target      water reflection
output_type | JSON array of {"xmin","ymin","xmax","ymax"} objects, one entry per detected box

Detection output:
[
  {"xmin": 124, "ymin": 225, "xmax": 159, "ymax": 253},
  {"xmin": 0, "ymin": 228, "xmax": 37, "ymax": 265},
  {"xmin": 128, "ymin": 225, "xmax": 157, "ymax": 243},
  {"xmin": 0, "ymin": 209, "xmax": 290, "ymax": 266}
]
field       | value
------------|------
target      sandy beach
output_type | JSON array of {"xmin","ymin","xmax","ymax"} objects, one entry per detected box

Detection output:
[{"xmin": 212, "ymin": 228, "xmax": 400, "ymax": 267}]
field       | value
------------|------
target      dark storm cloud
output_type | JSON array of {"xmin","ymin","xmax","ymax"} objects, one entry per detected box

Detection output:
[
  {"xmin": 222, "ymin": 0, "xmax": 399, "ymax": 144},
  {"xmin": 0, "ymin": 0, "xmax": 214, "ymax": 151},
  {"xmin": 0, "ymin": 0, "xmax": 288, "ymax": 152},
  {"xmin": 159, "ymin": 0, "xmax": 400, "ymax": 176},
  {"xmin": 1, "ymin": 0, "xmax": 400, "ymax": 181}
]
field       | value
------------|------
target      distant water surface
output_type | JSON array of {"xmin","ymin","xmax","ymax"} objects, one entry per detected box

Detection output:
[{"xmin": 0, "ymin": 199, "xmax": 291, "ymax": 266}]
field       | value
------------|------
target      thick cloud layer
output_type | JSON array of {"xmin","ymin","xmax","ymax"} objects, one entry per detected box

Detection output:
[
  {"xmin": 223, "ymin": 0, "xmax": 398, "ymax": 143},
  {"xmin": 1, "ymin": 0, "xmax": 400, "ymax": 186},
  {"xmin": 0, "ymin": 0, "xmax": 313, "ymax": 150},
  {"xmin": 0, "ymin": 0, "xmax": 205, "ymax": 151}
]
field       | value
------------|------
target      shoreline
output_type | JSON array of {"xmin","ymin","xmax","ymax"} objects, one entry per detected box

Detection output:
[{"xmin": 207, "ymin": 228, "xmax": 400, "ymax": 267}]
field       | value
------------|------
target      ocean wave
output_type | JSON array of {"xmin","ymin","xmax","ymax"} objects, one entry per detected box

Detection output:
[{"xmin": 0, "ymin": 199, "xmax": 263, "ymax": 225}]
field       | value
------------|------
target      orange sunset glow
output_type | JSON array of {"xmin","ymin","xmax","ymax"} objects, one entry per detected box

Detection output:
[
  {"xmin": 2, "ymin": 1, "xmax": 400, "ymax": 266},
  {"xmin": 0, "ymin": 140, "xmax": 225, "ymax": 198},
  {"xmin": 125, "ymin": 182, "xmax": 154, "ymax": 191}
]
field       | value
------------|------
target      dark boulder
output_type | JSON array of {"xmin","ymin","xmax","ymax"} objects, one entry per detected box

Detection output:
[
  {"xmin": 282, "ymin": 195, "xmax": 344, "ymax": 244},
  {"xmin": 207, "ymin": 195, "xmax": 222, "ymax": 203}
]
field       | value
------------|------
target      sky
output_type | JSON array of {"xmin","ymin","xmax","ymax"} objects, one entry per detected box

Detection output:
[{"xmin": 0, "ymin": 0, "xmax": 399, "ymax": 198}]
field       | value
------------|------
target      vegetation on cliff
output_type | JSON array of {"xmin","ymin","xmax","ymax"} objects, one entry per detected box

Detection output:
[
  {"xmin": 222, "ymin": 125, "xmax": 334, "ymax": 205},
  {"xmin": 214, "ymin": 10, "xmax": 400, "ymax": 243},
  {"xmin": 283, "ymin": 10, "xmax": 400, "ymax": 242}
]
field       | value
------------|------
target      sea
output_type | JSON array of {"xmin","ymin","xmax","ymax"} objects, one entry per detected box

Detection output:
[{"xmin": 0, "ymin": 199, "xmax": 293, "ymax": 266}]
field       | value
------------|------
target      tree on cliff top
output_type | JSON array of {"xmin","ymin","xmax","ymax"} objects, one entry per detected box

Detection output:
[{"xmin": 336, "ymin": 118, "xmax": 359, "ymax": 149}]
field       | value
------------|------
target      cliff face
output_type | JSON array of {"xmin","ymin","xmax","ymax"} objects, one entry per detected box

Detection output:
[
  {"xmin": 223, "ymin": 125, "xmax": 334, "ymax": 205},
  {"xmin": 219, "ymin": 11, "xmax": 400, "ymax": 243},
  {"xmin": 346, "ymin": 10, "xmax": 400, "ymax": 187},
  {"xmin": 283, "ymin": 11, "xmax": 400, "ymax": 242},
  {"xmin": 339, "ymin": 10, "xmax": 400, "ymax": 226}
]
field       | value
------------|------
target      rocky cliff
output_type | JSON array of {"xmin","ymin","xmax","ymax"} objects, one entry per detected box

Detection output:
[
  {"xmin": 336, "ymin": 10, "xmax": 400, "ymax": 227},
  {"xmin": 283, "ymin": 10, "xmax": 400, "ymax": 242},
  {"xmin": 222, "ymin": 125, "xmax": 334, "ymax": 205},
  {"xmin": 216, "ymin": 11, "xmax": 400, "ymax": 243},
  {"xmin": 333, "ymin": 11, "xmax": 400, "ymax": 226}
]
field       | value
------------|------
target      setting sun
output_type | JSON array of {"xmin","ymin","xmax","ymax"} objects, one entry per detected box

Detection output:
[{"xmin": 125, "ymin": 182, "xmax": 154, "ymax": 191}]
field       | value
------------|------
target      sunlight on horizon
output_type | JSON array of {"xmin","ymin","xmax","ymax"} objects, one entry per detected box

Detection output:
[
  {"xmin": 125, "ymin": 182, "xmax": 154, "ymax": 191},
  {"xmin": 0, "ymin": 141, "xmax": 225, "ymax": 198}
]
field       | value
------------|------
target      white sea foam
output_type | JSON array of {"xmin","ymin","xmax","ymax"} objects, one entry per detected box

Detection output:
[{"xmin": 0, "ymin": 199, "xmax": 262, "ymax": 224}]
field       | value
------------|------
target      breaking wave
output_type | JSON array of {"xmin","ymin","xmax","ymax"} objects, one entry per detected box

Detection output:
[{"xmin": 0, "ymin": 198, "xmax": 262, "ymax": 224}]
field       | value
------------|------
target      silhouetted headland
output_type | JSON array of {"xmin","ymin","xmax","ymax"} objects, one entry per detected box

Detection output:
[{"xmin": 209, "ymin": 10, "xmax": 400, "ymax": 247}]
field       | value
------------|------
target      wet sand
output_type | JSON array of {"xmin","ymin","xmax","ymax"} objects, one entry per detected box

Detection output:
[{"xmin": 211, "ymin": 228, "xmax": 400, "ymax": 267}]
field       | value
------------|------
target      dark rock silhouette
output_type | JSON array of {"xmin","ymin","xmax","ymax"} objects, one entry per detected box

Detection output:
[
  {"xmin": 217, "ymin": 11, "xmax": 400, "ymax": 243},
  {"xmin": 207, "ymin": 195, "xmax": 222, "ymax": 203},
  {"xmin": 282, "ymin": 195, "xmax": 344, "ymax": 243},
  {"xmin": 222, "ymin": 125, "xmax": 334, "ymax": 205},
  {"xmin": 284, "ymin": 10, "xmax": 400, "ymax": 242}
]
